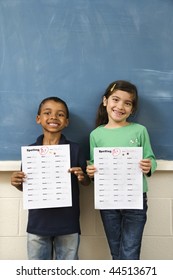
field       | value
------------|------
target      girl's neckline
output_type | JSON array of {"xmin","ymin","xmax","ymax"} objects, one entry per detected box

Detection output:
[{"xmin": 103, "ymin": 122, "xmax": 133, "ymax": 130}]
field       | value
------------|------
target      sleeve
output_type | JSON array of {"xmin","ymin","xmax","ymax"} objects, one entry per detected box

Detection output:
[
  {"xmin": 89, "ymin": 132, "xmax": 97, "ymax": 165},
  {"xmin": 141, "ymin": 127, "xmax": 157, "ymax": 175}
]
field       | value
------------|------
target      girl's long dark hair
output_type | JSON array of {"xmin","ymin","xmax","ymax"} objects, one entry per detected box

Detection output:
[{"xmin": 95, "ymin": 80, "xmax": 138, "ymax": 127}]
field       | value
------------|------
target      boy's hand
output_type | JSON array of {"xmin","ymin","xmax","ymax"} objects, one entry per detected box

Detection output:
[
  {"xmin": 69, "ymin": 167, "xmax": 85, "ymax": 181},
  {"xmin": 69, "ymin": 167, "xmax": 90, "ymax": 185},
  {"xmin": 86, "ymin": 165, "xmax": 97, "ymax": 178},
  {"xmin": 140, "ymin": 159, "xmax": 151, "ymax": 174},
  {"xmin": 11, "ymin": 171, "xmax": 26, "ymax": 190}
]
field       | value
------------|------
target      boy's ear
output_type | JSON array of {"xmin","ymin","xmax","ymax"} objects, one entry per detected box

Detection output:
[
  {"xmin": 65, "ymin": 119, "xmax": 69, "ymax": 127},
  {"xmin": 103, "ymin": 96, "xmax": 107, "ymax": 107},
  {"xmin": 36, "ymin": 115, "xmax": 41, "ymax": 124}
]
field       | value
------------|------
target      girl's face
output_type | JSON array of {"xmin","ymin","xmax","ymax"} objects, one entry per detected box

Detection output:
[
  {"xmin": 103, "ymin": 90, "xmax": 134, "ymax": 127},
  {"xmin": 36, "ymin": 100, "xmax": 69, "ymax": 134}
]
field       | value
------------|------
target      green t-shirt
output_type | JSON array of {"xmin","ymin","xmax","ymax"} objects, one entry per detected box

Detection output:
[{"xmin": 89, "ymin": 123, "xmax": 157, "ymax": 192}]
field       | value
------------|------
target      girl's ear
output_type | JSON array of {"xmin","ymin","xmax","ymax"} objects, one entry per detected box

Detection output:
[
  {"xmin": 130, "ymin": 106, "xmax": 135, "ymax": 115},
  {"xmin": 103, "ymin": 96, "xmax": 107, "ymax": 107}
]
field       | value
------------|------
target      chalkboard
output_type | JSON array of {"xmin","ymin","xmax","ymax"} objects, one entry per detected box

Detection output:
[{"xmin": 0, "ymin": 0, "xmax": 173, "ymax": 160}]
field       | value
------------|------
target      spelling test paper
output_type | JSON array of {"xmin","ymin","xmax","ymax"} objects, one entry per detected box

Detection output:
[
  {"xmin": 94, "ymin": 147, "xmax": 143, "ymax": 209},
  {"xmin": 21, "ymin": 145, "xmax": 72, "ymax": 209}
]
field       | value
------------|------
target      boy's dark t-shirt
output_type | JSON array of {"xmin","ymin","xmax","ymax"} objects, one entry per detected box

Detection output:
[{"xmin": 26, "ymin": 134, "xmax": 87, "ymax": 236}]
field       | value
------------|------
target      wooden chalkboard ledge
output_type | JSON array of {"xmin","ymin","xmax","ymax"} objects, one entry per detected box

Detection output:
[
  {"xmin": 156, "ymin": 160, "xmax": 173, "ymax": 171},
  {"xmin": 0, "ymin": 160, "xmax": 173, "ymax": 172},
  {"xmin": 0, "ymin": 161, "xmax": 21, "ymax": 171}
]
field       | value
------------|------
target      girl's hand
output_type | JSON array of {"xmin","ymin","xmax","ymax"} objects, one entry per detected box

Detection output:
[
  {"xmin": 69, "ymin": 167, "xmax": 90, "ymax": 185},
  {"xmin": 140, "ymin": 159, "xmax": 151, "ymax": 174},
  {"xmin": 11, "ymin": 171, "xmax": 26, "ymax": 189},
  {"xmin": 86, "ymin": 165, "xmax": 97, "ymax": 178}
]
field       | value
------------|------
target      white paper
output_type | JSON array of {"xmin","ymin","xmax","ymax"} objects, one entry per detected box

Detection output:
[
  {"xmin": 21, "ymin": 145, "xmax": 72, "ymax": 209},
  {"xmin": 94, "ymin": 147, "xmax": 143, "ymax": 209}
]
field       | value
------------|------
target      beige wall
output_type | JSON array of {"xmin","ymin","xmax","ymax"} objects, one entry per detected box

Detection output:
[{"xmin": 0, "ymin": 160, "xmax": 173, "ymax": 260}]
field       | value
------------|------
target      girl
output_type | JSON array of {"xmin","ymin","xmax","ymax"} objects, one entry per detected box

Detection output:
[{"xmin": 86, "ymin": 80, "xmax": 157, "ymax": 260}]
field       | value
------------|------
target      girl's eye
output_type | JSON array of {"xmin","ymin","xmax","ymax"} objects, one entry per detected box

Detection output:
[
  {"xmin": 125, "ymin": 102, "xmax": 132, "ymax": 107},
  {"xmin": 112, "ymin": 98, "xmax": 119, "ymax": 102}
]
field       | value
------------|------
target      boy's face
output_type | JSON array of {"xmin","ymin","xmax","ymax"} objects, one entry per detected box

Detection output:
[{"xmin": 36, "ymin": 100, "xmax": 69, "ymax": 134}]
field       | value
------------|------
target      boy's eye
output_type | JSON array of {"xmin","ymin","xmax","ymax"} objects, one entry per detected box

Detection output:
[
  {"xmin": 58, "ymin": 113, "xmax": 66, "ymax": 117},
  {"xmin": 43, "ymin": 112, "xmax": 66, "ymax": 117}
]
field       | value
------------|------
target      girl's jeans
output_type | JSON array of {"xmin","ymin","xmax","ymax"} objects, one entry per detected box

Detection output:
[
  {"xmin": 100, "ymin": 193, "xmax": 148, "ymax": 260},
  {"xmin": 27, "ymin": 233, "xmax": 79, "ymax": 260}
]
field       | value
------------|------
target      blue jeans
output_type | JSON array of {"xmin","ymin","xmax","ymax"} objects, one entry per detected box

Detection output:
[
  {"xmin": 100, "ymin": 193, "xmax": 148, "ymax": 260},
  {"xmin": 27, "ymin": 233, "xmax": 80, "ymax": 260}
]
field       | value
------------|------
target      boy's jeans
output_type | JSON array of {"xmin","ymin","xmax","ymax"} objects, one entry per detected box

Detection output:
[
  {"xmin": 100, "ymin": 193, "xmax": 148, "ymax": 260},
  {"xmin": 27, "ymin": 233, "xmax": 79, "ymax": 260}
]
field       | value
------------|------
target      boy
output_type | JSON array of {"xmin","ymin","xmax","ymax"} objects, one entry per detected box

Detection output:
[{"xmin": 11, "ymin": 97, "xmax": 90, "ymax": 260}]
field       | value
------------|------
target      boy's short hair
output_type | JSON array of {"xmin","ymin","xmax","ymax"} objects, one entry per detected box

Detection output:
[{"xmin": 37, "ymin": 97, "xmax": 69, "ymax": 118}]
